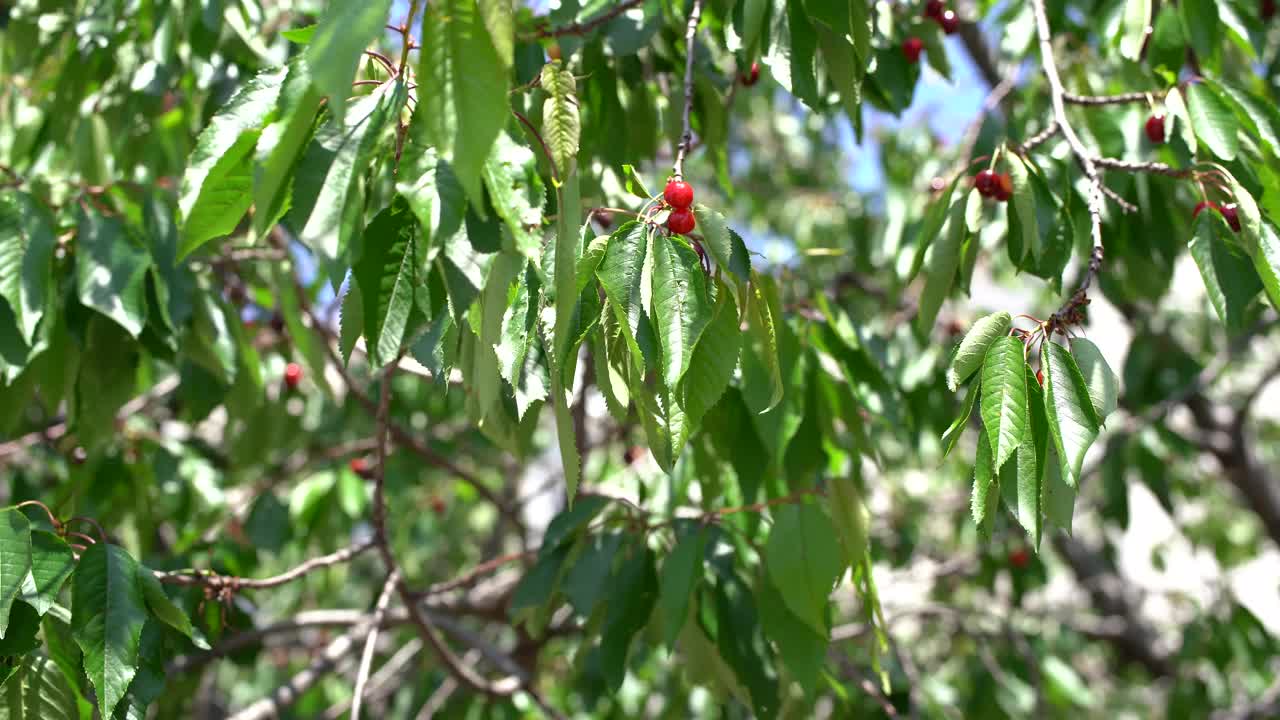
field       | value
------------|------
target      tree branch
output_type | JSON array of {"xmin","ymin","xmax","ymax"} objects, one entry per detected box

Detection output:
[
  {"xmin": 350, "ymin": 569, "xmax": 400, "ymax": 720},
  {"xmin": 156, "ymin": 538, "xmax": 376, "ymax": 590},
  {"xmin": 526, "ymin": 0, "xmax": 644, "ymax": 39},
  {"xmin": 671, "ymin": 0, "xmax": 703, "ymax": 180},
  {"xmin": 1062, "ymin": 90, "xmax": 1151, "ymax": 105}
]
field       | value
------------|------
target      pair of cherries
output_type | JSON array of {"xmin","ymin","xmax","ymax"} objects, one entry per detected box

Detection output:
[
  {"xmin": 904, "ymin": 1, "xmax": 961, "ymax": 63},
  {"xmin": 664, "ymin": 180, "xmax": 696, "ymax": 234},
  {"xmin": 973, "ymin": 169, "xmax": 1012, "ymax": 202}
]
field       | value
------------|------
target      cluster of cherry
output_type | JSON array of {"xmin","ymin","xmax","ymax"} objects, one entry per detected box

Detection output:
[{"xmin": 903, "ymin": 0, "xmax": 959, "ymax": 64}]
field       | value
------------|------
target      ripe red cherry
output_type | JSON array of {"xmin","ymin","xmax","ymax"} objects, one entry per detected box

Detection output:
[
  {"xmin": 1263, "ymin": 0, "xmax": 1276, "ymax": 20},
  {"xmin": 430, "ymin": 496, "xmax": 447, "ymax": 516},
  {"xmin": 939, "ymin": 9, "xmax": 960, "ymax": 34},
  {"xmin": 284, "ymin": 362, "xmax": 302, "ymax": 389},
  {"xmin": 664, "ymin": 180, "xmax": 694, "ymax": 209},
  {"xmin": 349, "ymin": 457, "xmax": 372, "ymax": 479},
  {"xmin": 667, "ymin": 207, "xmax": 696, "ymax": 235},
  {"xmin": 973, "ymin": 169, "xmax": 998, "ymax": 196},
  {"xmin": 1036, "ymin": 369, "xmax": 1044, "ymax": 387},
  {"xmin": 994, "ymin": 173, "xmax": 1013, "ymax": 202},
  {"xmin": 1009, "ymin": 548, "xmax": 1030, "ymax": 568},
  {"xmin": 923, "ymin": 0, "xmax": 945, "ymax": 19},
  {"xmin": 1145, "ymin": 114, "xmax": 1165, "ymax": 144},
  {"xmin": 1220, "ymin": 203, "xmax": 1242, "ymax": 233},
  {"xmin": 741, "ymin": 62, "xmax": 760, "ymax": 86},
  {"xmin": 902, "ymin": 37, "xmax": 924, "ymax": 64}
]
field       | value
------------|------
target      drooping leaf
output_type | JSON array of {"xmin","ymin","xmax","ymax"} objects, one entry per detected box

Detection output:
[
  {"xmin": 355, "ymin": 199, "xmax": 418, "ymax": 366},
  {"xmin": 1178, "ymin": 0, "xmax": 1220, "ymax": 63},
  {"xmin": 178, "ymin": 66, "xmax": 286, "ymax": 257},
  {"xmin": 1251, "ymin": 221, "xmax": 1280, "ymax": 314},
  {"xmin": 1006, "ymin": 154, "xmax": 1039, "ymax": 261},
  {"xmin": 253, "ymin": 58, "xmax": 323, "ymax": 239},
  {"xmin": 1003, "ymin": 433, "xmax": 1042, "ymax": 549},
  {"xmin": 1188, "ymin": 210, "xmax": 1262, "ymax": 330},
  {"xmin": 482, "ymin": 131, "xmax": 544, "ymax": 260},
  {"xmin": 757, "ymin": 576, "xmax": 826, "ymax": 696},
  {"xmin": 657, "ymin": 524, "xmax": 707, "ymax": 648},
  {"xmin": 947, "ymin": 311, "xmax": 1013, "ymax": 391},
  {"xmin": 692, "ymin": 204, "xmax": 751, "ymax": 283},
  {"xmin": 679, "ymin": 279, "xmax": 740, "ymax": 433},
  {"xmin": 418, "ymin": 0, "xmax": 510, "ymax": 206},
  {"xmin": 1068, "ymin": 338, "xmax": 1120, "ymax": 420},
  {"xmin": 75, "ymin": 211, "xmax": 151, "ymax": 338},
  {"xmin": 71, "ymin": 544, "xmax": 148, "ymax": 719},
  {"xmin": 598, "ymin": 542, "xmax": 658, "ymax": 692},
  {"xmin": 907, "ymin": 172, "xmax": 959, "ymax": 283},
  {"xmin": 0, "ymin": 508, "xmax": 32, "ymax": 639},
  {"xmin": 744, "ymin": 271, "xmax": 784, "ymax": 413},
  {"xmin": 138, "ymin": 571, "xmax": 208, "ymax": 650},
  {"xmin": 980, "ymin": 336, "xmax": 1029, "ymax": 472},
  {"xmin": 651, "ymin": 236, "xmax": 713, "ymax": 393},
  {"xmin": 296, "ymin": 81, "xmax": 406, "ymax": 268},
  {"xmin": 596, "ymin": 221, "xmax": 650, "ymax": 369},
  {"xmin": 304, "ymin": 0, "xmax": 393, "ymax": 119},
  {"xmin": 0, "ymin": 654, "xmax": 80, "ymax": 720},
  {"xmin": 1185, "ymin": 82, "xmax": 1238, "ymax": 161},
  {"xmin": 827, "ymin": 474, "xmax": 869, "ymax": 573},
  {"xmin": 1119, "ymin": 0, "xmax": 1152, "ymax": 60},
  {"xmin": 941, "ymin": 379, "xmax": 979, "ymax": 459},
  {"xmin": 972, "ymin": 426, "xmax": 996, "ymax": 536},
  {"xmin": 562, "ymin": 532, "xmax": 623, "ymax": 617},
  {"xmin": 1042, "ymin": 340, "xmax": 1100, "ymax": 488},
  {"xmin": 916, "ymin": 196, "xmax": 967, "ymax": 337},
  {"xmin": 763, "ymin": 502, "xmax": 843, "ymax": 638},
  {"xmin": 1044, "ymin": 444, "xmax": 1076, "ymax": 533},
  {"xmin": 0, "ymin": 192, "xmax": 55, "ymax": 346}
]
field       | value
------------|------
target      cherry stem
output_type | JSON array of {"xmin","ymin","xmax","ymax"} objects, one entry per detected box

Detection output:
[
  {"xmin": 16, "ymin": 500, "xmax": 59, "ymax": 530},
  {"xmin": 66, "ymin": 516, "xmax": 108, "ymax": 544},
  {"xmin": 66, "ymin": 531, "xmax": 98, "ymax": 546},
  {"xmin": 671, "ymin": 0, "xmax": 703, "ymax": 180}
]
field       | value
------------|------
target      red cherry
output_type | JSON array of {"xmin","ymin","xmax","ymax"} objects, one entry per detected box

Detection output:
[
  {"xmin": 994, "ymin": 173, "xmax": 1013, "ymax": 202},
  {"xmin": 430, "ymin": 496, "xmax": 447, "ymax": 516},
  {"xmin": 664, "ymin": 180, "xmax": 694, "ymax": 209},
  {"xmin": 939, "ymin": 9, "xmax": 960, "ymax": 34},
  {"xmin": 667, "ymin": 207, "xmax": 696, "ymax": 235},
  {"xmin": 1009, "ymin": 548, "xmax": 1030, "ymax": 568},
  {"xmin": 349, "ymin": 457, "xmax": 372, "ymax": 479},
  {"xmin": 1036, "ymin": 369, "xmax": 1044, "ymax": 387},
  {"xmin": 923, "ymin": 0, "xmax": 945, "ymax": 19},
  {"xmin": 1220, "ymin": 203, "xmax": 1242, "ymax": 233},
  {"xmin": 973, "ymin": 169, "xmax": 998, "ymax": 196},
  {"xmin": 1145, "ymin": 114, "xmax": 1165, "ymax": 144},
  {"xmin": 741, "ymin": 62, "xmax": 760, "ymax": 86},
  {"xmin": 902, "ymin": 37, "xmax": 924, "ymax": 64},
  {"xmin": 1263, "ymin": 0, "xmax": 1276, "ymax": 20},
  {"xmin": 284, "ymin": 362, "xmax": 302, "ymax": 389}
]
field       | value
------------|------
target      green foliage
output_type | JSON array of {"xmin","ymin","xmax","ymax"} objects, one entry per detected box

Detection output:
[{"xmin": 2, "ymin": 0, "xmax": 1280, "ymax": 716}]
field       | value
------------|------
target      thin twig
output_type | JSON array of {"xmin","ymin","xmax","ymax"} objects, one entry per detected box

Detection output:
[
  {"xmin": 157, "ymin": 538, "xmax": 376, "ymax": 590},
  {"xmin": 1094, "ymin": 156, "xmax": 1192, "ymax": 177},
  {"xmin": 398, "ymin": 1, "xmax": 421, "ymax": 75},
  {"xmin": 512, "ymin": 109, "xmax": 561, "ymax": 184},
  {"xmin": 351, "ymin": 569, "xmax": 401, "ymax": 720},
  {"xmin": 1062, "ymin": 90, "xmax": 1151, "ymax": 105},
  {"xmin": 1017, "ymin": 120, "xmax": 1060, "ymax": 153},
  {"xmin": 671, "ymin": 0, "xmax": 703, "ymax": 180}
]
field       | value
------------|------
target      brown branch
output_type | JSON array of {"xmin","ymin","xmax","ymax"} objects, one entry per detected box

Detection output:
[
  {"xmin": 671, "ymin": 0, "xmax": 703, "ymax": 180},
  {"xmin": 527, "ymin": 0, "xmax": 644, "ymax": 39},
  {"xmin": 157, "ymin": 538, "xmax": 376, "ymax": 590},
  {"xmin": 398, "ymin": 0, "xmax": 421, "ymax": 76},
  {"xmin": 1017, "ymin": 120, "xmax": 1060, "ymax": 153},
  {"xmin": 512, "ymin": 109, "xmax": 561, "ymax": 184},
  {"xmin": 1093, "ymin": 156, "xmax": 1193, "ymax": 177},
  {"xmin": 1062, "ymin": 90, "xmax": 1151, "ymax": 105},
  {"xmin": 350, "ymin": 569, "xmax": 400, "ymax": 720},
  {"xmin": 227, "ymin": 626, "xmax": 366, "ymax": 720}
]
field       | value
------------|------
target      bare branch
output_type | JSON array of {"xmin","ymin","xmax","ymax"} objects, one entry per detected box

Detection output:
[
  {"xmin": 351, "ymin": 570, "xmax": 400, "ymax": 720},
  {"xmin": 671, "ymin": 0, "xmax": 703, "ymax": 180},
  {"xmin": 1062, "ymin": 90, "xmax": 1151, "ymax": 105},
  {"xmin": 156, "ymin": 538, "xmax": 376, "ymax": 590},
  {"xmin": 227, "ymin": 626, "xmax": 366, "ymax": 720},
  {"xmin": 526, "ymin": 0, "xmax": 643, "ymax": 39},
  {"xmin": 1094, "ymin": 156, "xmax": 1193, "ymax": 177}
]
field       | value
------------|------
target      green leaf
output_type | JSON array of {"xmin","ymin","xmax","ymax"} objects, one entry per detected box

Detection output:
[
  {"xmin": 596, "ymin": 221, "xmax": 650, "ymax": 370},
  {"xmin": 785, "ymin": 0, "xmax": 820, "ymax": 108},
  {"xmin": 711, "ymin": 573, "xmax": 781, "ymax": 717},
  {"xmin": 814, "ymin": 23, "xmax": 863, "ymax": 138},
  {"xmin": 1003, "ymin": 433, "xmax": 1042, "ymax": 549},
  {"xmin": 540, "ymin": 61, "xmax": 580, "ymax": 178},
  {"xmin": 657, "ymin": 524, "xmax": 706, "ymax": 648},
  {"xmin": 297, "ymin": 81, "xmax": 406, "ymax": 267},
  {"xmin": 915, "ymin": 197, "xmax": 967, "ymax": 337},
  {"xmin": 71, "ymin": 544, "xmax": 148, "ymax": 719},
  {"xmin": 1044, "ymin": 444, "xmax": 1076, "ymax": 533},
  {"xmin": 1165, "ymin": 87, "xmax": 1197, "ymax": 152},
  {"xmin": 508, "ymin": 544, "xmax": 569, "ymax": 633},
  {"xmin": 478, "ymin": 0, "xmax": 515, "ymax": 69},
  {"xmin": 941, "ymin": 379, "xmax": 979, "ymax": 459},
  {"xmin": 828, "ymin": 474, "xmax": 869, "ymax": 572},
  {"xmin": 980, "ymin": 336, "xmax": 1029, "ymax": 472},
  {"xmin": 1189, "ymin": 208, "xmax": 1262, "ymax": 331},
  {"xmin": 972, "ymin": 426, "xmax": 996, "ymax": 536},
  {"xmin": 679, "ymin": 279, "xmax": 740, "ymax": 432},
  {"xmin": 740, "ymin": 0, "xmax": 770, "ymax": 61},
  {"xmin": 1041, "ymin": 340, "xmax": 1100, "ymax": 488},
  {"xmin": 280, "ymin": 25, "xmax": 316, "ymax": 44},
  {"xmin": 17, "ymin": 530, "xmax": 73, "ymax": 617},
  {"xmin": 562, "ymin": 533, "xmax": 622, "ymax": 617},
  {"xmin": 947, "ymin": 311, "xmax": 1012, "ymax": 391},
  {"xmin": 757, "ymin": 577, "xmax": 826, "ymax": 696},
  {"xmin": 355, "ymin": 199, "xmax": 418, "ymax": 366},
  {"xmin": 599, "ymin": 542, "xmax": 658, "ymax": 692},
  {"xmin": 908, "ymin": 174, "xmax": 959, "ymax": 283},
  {"xmin": 1, "ymin": 654, "xmax": 79, "ymax": 720},
  {"xmin": 621, "ymin": 164, "xmax": 651, "ymax": 200},
  {"xmin": 253, "ymin": 58, "xmax": 323, "ymax": 240},
  {"xmin": 482, "ymin": 132, "xmax": 544, "ymax": 260},
  {"xmin": 744, "ymin": 272, "xmax": 784, "ymax": 413},
  {"xmin": 1119, "ymin": 0, "xmax": 1152, "ymax": 60},
  {"xmin": 1252, "ymin": 221, "xmax": 1280, "ymax": 314},
  {"xmin": 692, "ymin": 204, "xmax": 751, "ymax": 283},
  {"xmin": 0, "ymin": 600, "xmax": 39, "ymax": 658},
  {"xmin": 178, "ymin": 66, "xmax": 286, "ymax": 257},
  {"xmin": 1007, "ymin": 154, "xmax": 1039, "ymax": 261},
  {"xmin": 549, "ymin": 165, "xmax": 584, "ymax": 501},
  {"xmin": 304, "ymin": 0, "xmax": 393, "ymax": 119},
  {"xmin": 764, "ymin": 502, "xmax": 843, "ymax": 638},
  {"xmin": 397, "ymin": 147, "xmax": 466, "ymax": 266},
  {"xmin": 1209, "ymin": 80, "xmax": 1280, "ymax": 161},
  {"xmin": 541, "ymin": 495, "xmax": 609, "ymax": 554},
  {"xmin": 1068, "ymin": 338, "xmax": 1120, "ymax": 421},
  {"xmin": 1185, "ymin": 82, "xmax": 1239, "ymax": 161},
  {"xmin": 418, "ymin": 0, "xmax": 510, "ymax": 206},
  {"xmin": 0, "ymin": 509, "xmax": 32, "ymax": 639},
  {"xmin": 74, "ymin": 211, "xmax": 151, "ymax": 338},
  {"xmin": 1178, "ymin": 0, "xmax": 1220, "ymax": 63},
  {"xmin": 137, "ymin": 571, "xmax": 208, "ymax": 650},
  {"xmin": 0, "ymin": 193, "xmax": 55, "ymax": 345},
  {"xmin": 651, "ymin": 236, "xmax": 712, "ymax": 392}
]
